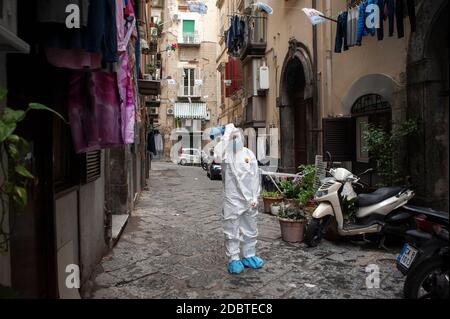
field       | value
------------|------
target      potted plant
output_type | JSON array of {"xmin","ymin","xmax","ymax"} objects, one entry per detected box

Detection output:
[
  {"xmin": 145, "ymin": 64, "xmax": 157, "ymax": 80},
  {"xmin": 261, "ymin": 191, "xmax": 283, "ymax": 214},
  {"xmin": 279, "ymin": 178, "xmax": 302, "ymax": 208},
  {"xmin": 278, "ymin": 206, "xmax": 307, "ymax": 243},
  {"xmin": 295, "ymin": 165, "xmax": 317, "ymax": 210}
]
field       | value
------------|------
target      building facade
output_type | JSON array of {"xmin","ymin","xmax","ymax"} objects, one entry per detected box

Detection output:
[
  {"xmin": 216, "ymin": 0, "xmax": 448, "ymax": 211},
  {"xmin": 158, "ymin": 0, "xmax": 219, "ymax": 159},
  {"xmin": 0, "ymin": 0, "xmax": 156, "ymax": 298}
]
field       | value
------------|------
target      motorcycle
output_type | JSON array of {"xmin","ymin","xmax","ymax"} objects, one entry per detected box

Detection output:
[
  {"xmin": 396, "ymin": 206, "xmax": 449, "ymax": 299},
  {"xmin": 305, "ymin": 167, "xmax": 416, "ymax": 247}
]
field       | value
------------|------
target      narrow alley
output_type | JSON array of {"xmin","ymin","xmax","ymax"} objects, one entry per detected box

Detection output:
[{"xmin": 85, "ymin": 162, "xmax": 404, "ymax": 299}]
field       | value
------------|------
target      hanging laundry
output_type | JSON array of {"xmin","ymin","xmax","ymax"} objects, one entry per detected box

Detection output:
[
  {"xmin": 386, "ymin": 0, "xmax": 395, "ymax": 37},
  {"xmin": 346, "ymin": 8, "xmax": 353, "ymax": 48},
  {"xmin": 44, "ymin": 48, "xmax": 102, "ymax": 70},
  {"xmin": 396, "ymin": 0, "xmax": 416, "ymax": 38},
  {"xmin": 335, "ymin": 12, "xmax": 349, "ymax": 53},
  {"xmin": 38, "ymin": 0, "xmax": 119, "ymax": 67},
  {"xmin": 37, "ymin": 0, "xmax": 90, "ymax": 27},
  {"xmin": 348, "ymin": 6, "xmax": 360, "ymax": 47},
  {"xmin": 154, "ymin": 132, "xmax": 164, "ymax": 153},
  {"xmin": 377, "ymin": 0, "xmax": 386, "ymax": 40},
  {"xmin": 187, "ymin": 1, "xmax": 208, "ymax": 15},
  {"xmin": 147, "ymin": 131, "xmax": 157, "ymax": 154},
  {"xmin": 356, "ymin": 0, "xmax": 377, "ymax": 46},
  {"xmin": 226, "ymin": 15, "xmax": 246, "ymax": 58},
  {"xmin": 68, "ymin": 71, "xmax": 123, "ymax": 154}
]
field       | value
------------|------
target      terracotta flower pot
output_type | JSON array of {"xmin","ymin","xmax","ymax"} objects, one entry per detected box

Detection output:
[
  {"xmin": 278, "ymin": 218, "xmax": 306, "ymax": 243},
  {"xmin": 262, "ymin": 196, "xmax": 284, "ymax": 214}
]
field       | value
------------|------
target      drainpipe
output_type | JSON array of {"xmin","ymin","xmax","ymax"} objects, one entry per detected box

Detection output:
[
  {"xmin": 325, "ymin": 0, "xmax": 332, "ymax": 118},
  {"xmin": 312, "ymin": 0, "xmax": 319, "ymax": 159}
]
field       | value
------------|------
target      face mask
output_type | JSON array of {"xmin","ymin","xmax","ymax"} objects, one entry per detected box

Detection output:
[{"xmin": 229, "ymin": 139, "xmax": 243, "ymax": 153}]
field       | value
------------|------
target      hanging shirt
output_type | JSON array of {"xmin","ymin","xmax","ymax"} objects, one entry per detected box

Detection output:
[
  {"xmin": 346, "ymin": 9, "xmax": 353, "ymax": 48},
  {"xmin": 335, "ymin": 12, "xmax": 349, "ymax": 53}
]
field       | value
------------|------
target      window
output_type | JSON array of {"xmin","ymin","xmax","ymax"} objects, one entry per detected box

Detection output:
[
  {"xmin": 182, "ymin": 20, "xmax": 198, "ymax": 44},
  {"xmin": 179, "ymin": 68, "xmax": 201, "ymax": 97},
  {"xmin": 351, "ymin": 94, "xmax": 392, "ymax": 162},
  {"xmin": 183, "ymin": 68, "xmax": 195, "ymax": 95}
]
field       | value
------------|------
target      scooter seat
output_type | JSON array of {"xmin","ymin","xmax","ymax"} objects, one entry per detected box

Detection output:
[{"xmin": 357, "ymin": 187, "xmax": 403, "ymax": 207}]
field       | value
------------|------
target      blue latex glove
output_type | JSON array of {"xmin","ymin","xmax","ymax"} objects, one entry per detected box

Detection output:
[
  {"xmin": 228, "ymin": 260, "xmax": 244, "ymax": 274},
  {"xmin": 242, "ymin": 256, "xmax": 265, "ymax": 269},
  {"xmin": 209, "ymin": 126, "xmax": 226, "ymax": 140}
]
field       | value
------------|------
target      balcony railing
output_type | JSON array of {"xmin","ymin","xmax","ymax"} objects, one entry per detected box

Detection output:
[
  {"xmin": 178, "ymin": 85, "xmax": 202, "ymax": 97},
  {"xmin": 240, "ymin": 15, "xmax": 267, "ymax": 60},
  {"xmin": 138, "ymin": 80, "xmax": 161, "ymax": 96},
  {"xmin": 179, "ymin": 32, "xmax": 201, "ymax": 46}
]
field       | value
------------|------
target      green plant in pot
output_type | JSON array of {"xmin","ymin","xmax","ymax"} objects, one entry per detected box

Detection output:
[
  {"xmin": 278, "ymin": 206, "xmax": 307, "ymax": 243},
  {"xmin": 261, "ymin": 191, "xmax": 283, "ymax": 214},
  {"xmin": 279, "ymin": 178, "xmax": 301, "ymax": 208},
  {"xmin": 145, "ymin": 64, "xmax": 158, "ymax": 79},
  {"xmin": 296, "ymin": 164, "xmax": 317, "ymax": 208}
]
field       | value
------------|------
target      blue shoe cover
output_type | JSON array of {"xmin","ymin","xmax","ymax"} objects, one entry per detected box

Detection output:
[
  {"xmin": 228, "ymin": 260, "xmax": 244, "ymax": 274},
  {"xmin": 242, "ymin": 256, "xmax": 264, "ymax": 269}
]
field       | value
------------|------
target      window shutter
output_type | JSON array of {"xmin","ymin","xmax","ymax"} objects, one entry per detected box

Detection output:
[
  {"xmin": 225, "ymin": 62, "xmax": 231, "ymax": 97},
  {"xmin": 322, "ymin": 118, "xmax": 356, "ymax": 162},
  {"xmin": 230, "ymin": 58, "xmax": 242, "ymax": 94},
  {"xmin": 82, "ymin": 150, "xmax": 101, "ymax": 184}
]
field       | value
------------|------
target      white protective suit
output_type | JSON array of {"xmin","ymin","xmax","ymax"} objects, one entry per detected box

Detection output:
[{"xmin": 214, "ymin": 124, "xmax": 261, "ymax": 261}]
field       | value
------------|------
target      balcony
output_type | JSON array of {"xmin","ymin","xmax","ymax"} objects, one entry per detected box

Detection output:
[
  {"xmin": 240, "ymin": 15, "xmax": 267, "ymax": 61},
  {"xmin": 178, "ymin": 85, "xmax": 202, "ymax": 98},
  {"xmin": 138, "ymin": 80, "xmax": 161, "ymax": 96},
  {"xmin": 179, "ymin": 32, "xmax": 201, "ymax": 47}
]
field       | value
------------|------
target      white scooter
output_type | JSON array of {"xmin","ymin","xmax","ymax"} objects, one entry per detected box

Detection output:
[{"xmin": 305, "ymin": 167, "xmax": 416, "ymax": 247}]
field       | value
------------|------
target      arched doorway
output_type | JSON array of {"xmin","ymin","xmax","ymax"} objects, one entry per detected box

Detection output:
[
  {"xmin": 278, "ymin": 39, "xmax": 316, "ymax": 173},
  {"xmin": 407, "ymin": 0, "xmax": 449, "ymax": 210}
]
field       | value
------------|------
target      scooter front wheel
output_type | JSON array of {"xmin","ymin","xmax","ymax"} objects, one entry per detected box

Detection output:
[{"xmin": 305, "ymin": 217, "xmax": 330, "ymax": 247}]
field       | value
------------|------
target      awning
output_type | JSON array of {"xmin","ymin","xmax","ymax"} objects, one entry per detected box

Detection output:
[{"xmin": 174, "ymin": 103, "xmax": 207, "ymax": 119}]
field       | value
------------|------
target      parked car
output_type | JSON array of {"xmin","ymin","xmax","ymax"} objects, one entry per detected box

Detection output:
[
  {"xmin": 178, "ymin": 148, "xmax": 201, "ymax": 166},
  {"xmin": 207, "ymin": 160, "xmax": 222, "ymax": 180}
]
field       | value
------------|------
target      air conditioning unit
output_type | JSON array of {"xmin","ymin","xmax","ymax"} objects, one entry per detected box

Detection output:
[
  {"xmin": 167, "ymin": 108, "xmax": 174, "ymax": 115},
  {"xmin": 224, "ymin": 80, "xmax": 232, "ymax": 87},
  {"xmin": 258, "ymin": 66, "xmax": 269, "ymax": 90},
  {"xmin": 205, "ymin": 112, "xmax": 211, "ymax": 121}
]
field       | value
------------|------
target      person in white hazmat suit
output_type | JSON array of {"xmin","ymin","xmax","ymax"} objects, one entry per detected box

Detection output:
[{"xmin": 211, "ymin": 124, "xmax": 265, "ymax": 274}]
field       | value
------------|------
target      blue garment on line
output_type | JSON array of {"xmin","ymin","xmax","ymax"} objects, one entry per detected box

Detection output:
[{"xmin": 356, "ymin": 0, "xmax": 377, "ymax": 46}]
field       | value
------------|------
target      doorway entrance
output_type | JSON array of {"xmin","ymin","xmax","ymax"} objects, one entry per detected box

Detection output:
[{"xmin": 279, "ymin": 40, "xmax": 316, "ymax": 173}]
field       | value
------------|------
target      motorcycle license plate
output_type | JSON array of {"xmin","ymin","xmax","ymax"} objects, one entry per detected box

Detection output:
[{"xmin": 397, "ymin": 244, "xmax": 419, "ymax": 270}]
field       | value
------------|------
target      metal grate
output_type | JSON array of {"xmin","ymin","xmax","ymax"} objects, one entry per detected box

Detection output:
[
  {"xmin": 82, "ymin": 150, "xmax": 101, "ymax": 184},
  {"xmin": 351, "ymin": 94, "xmax": 391, "ymax": 116}
]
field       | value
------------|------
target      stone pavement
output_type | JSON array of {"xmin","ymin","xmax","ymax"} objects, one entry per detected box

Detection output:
[{"xmin": 84, "ymin": 162, "xmax": 405, "ymax": 299}]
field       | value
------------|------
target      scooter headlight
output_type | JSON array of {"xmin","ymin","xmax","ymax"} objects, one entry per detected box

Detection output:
[{"xmin": 315, "ymin": 190, "xmax": 328, "ymax": 199}]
